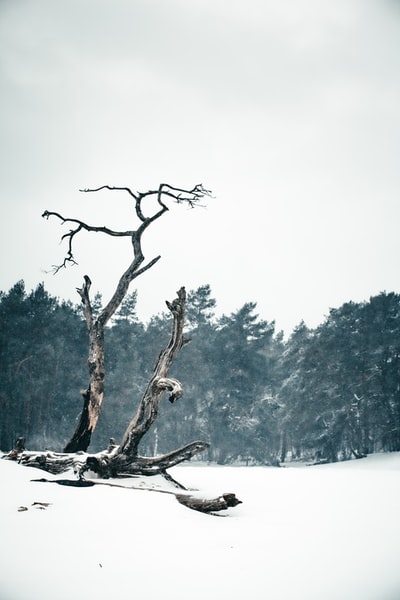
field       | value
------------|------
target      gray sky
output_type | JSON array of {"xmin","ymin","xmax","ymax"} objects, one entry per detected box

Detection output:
[{"xmin": 1, "ymin": 0, "xmax": 399, "ymax": 335}]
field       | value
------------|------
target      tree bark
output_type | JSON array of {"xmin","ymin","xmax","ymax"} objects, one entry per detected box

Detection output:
[
  {"xmin": 80, "ymin": 440, "xmax": 209, "ymax": 478},
  {"xmin": 115, "ymin": 287, "xmax": 189, "ymax": 460},
  {"xmin": 64, "ymin": 276, "xmax": 105, "ymax": 452},
  {"xmin": 11, "ymin": 441, "xmax": 209, "ymax": 478},
  {"xmin": 87, "ymin": 287, "xmax": 210, "ymax": 477}
]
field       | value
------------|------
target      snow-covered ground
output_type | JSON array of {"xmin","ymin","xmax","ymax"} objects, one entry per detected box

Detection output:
[{"xmin": 1, "ymin": 453, "xmax": 400, "ymax": 600}]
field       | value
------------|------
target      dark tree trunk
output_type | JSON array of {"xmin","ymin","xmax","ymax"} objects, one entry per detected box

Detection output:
[
  {"xmin": 63, "ymin": 393, "xmax": 92, "ymax": 453},
  {"xmin": 64, "ymin": 278, "xmax": 106, "ymax": 452}
]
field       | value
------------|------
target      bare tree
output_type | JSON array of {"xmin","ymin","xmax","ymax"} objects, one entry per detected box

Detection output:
[
  {"xmin": 6, "ymin": 183, "xmax": 241, "ymax": 512},
  {"xmin": 41, "ymin": 183, "xmax": 211, "ymax": 454}
]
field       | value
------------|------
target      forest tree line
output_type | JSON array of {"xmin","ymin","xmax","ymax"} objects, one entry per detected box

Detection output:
[{"xmin": 1, "ymin": 280, "xmax": 400, "ymax": 465}]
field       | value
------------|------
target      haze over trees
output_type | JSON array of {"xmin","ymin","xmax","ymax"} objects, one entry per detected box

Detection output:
[{"xmin": 2, "ymin": 280, "xmax": 400, "ymax": 465}]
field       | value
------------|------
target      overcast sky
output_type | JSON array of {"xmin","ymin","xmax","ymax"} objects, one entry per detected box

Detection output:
[{"xmin": 1, "ymin": 0, "xmax": 399, "ymax": 335}]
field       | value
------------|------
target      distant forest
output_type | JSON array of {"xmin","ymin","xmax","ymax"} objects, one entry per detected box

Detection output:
[{"xmin": 1, "ymin": 280, "xmax": 400, "ymax": 465}]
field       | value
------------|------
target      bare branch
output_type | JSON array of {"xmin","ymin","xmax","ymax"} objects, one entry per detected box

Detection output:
[
  {"xmin": 42, "ymin": 210, "xmax": 134, "ymax": 238},
  {"xmin": 42, "ymin": 209, "xmax": 134, "ymax": 272},
  {"xmin": 43, "ymin": 182, "xmax": 211, "ymax": 272},
  {"xmin": 79, "ymin": 185, "xmax": 139, "ymax": 201},
  {"xmin": 97, "ymin": 254, "xmax": 162, "ymax": 328},
  {"xmin": 79, "ymin": 186, "xmax": 147, "ymax": 222},
  {"xmin": 76, "ymin": 275, "xmax": 93, "ymax": 330},
  {"xmin": 138, "ymin": 182, "xmax": 212, "ymax": 210},
  {"xmin": 159, "ymin": 183, "xmax": 213, "ymax": 207}
]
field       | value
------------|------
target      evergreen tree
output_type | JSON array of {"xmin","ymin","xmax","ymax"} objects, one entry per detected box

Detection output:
[{"xmin": 0, "ymin": 282, "xmax": 86, "ymax": 450}]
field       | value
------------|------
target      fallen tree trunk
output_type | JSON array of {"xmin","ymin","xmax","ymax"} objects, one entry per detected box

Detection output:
[
  {"xmin": 9, "ymin": 440, "xmax": 210, "ymax": 478},
  {"xmin": 31, "ymin": 476, "xmax": 242, "ymax": 514},
  {"xmin": 176, "ymin": 492, "xmax": 242, "ymax": 513}
]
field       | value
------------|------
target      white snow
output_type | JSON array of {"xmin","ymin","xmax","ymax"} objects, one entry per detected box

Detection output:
[{"xmin": 1, "ymin": 454, "xmax": 400, "ymax": 600}]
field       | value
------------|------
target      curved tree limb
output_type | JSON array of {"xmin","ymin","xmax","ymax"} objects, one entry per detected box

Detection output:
[{"xmin": 115, "ymin": 287, "xmax": 191, "ymax": 459}]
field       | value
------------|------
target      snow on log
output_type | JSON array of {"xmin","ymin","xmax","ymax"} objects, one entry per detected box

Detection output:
[{"xmin": 176, "ymin": 493, "xmax": 242, "ymax": 513}]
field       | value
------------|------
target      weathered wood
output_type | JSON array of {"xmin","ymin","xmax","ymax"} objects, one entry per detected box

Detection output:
[
  {"xmin": 15, "ymin": 450, "xmax": 81, "ymax": 474},
  {"xmin": 115, "ymin": 287, "xmax": 191, "ymax": 460},
  {"xmin": 103, "ymin": 441, "xmax": 210, "ymax": 477},
  {"xmin": 176, "ymin": 492, "xmax": 242, "ymax": 513},
  {"xmin": 10, "ymin": 438, "xmax": 120, "ymax": 476},
  {"xmin": 64, "ymin": 276, "xmax": 105, "ymax": 452},
  {"xmin": 63, "ymin": 389, "xmax": 93, "ymax": 453},
  {"xmin": 31, "ymin": 477, "xmax": 243, "ymax": 514},
  {"xmin": 10, "ymin": 440, "xmax": 209, "ymax": 480}
]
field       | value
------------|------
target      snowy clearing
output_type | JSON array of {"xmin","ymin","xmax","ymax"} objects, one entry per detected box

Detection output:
[{"xmin": 1, "ymin": 453, "xmax": 400, "ymax": 600}]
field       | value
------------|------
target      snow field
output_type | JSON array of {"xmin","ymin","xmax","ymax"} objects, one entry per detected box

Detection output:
[{"xmin": 1, "ymin": 454, "xmax": 400, "ymax": 600}]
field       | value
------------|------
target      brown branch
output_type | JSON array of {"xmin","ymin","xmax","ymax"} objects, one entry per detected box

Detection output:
[{"xmin": 116, "ymin": 287, "xmax": 189, "ymax": 458}]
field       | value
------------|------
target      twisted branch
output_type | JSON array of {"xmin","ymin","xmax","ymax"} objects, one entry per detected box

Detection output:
[{"xmin": 42, "ymin": 183, "xmax": 211, "ymax": 273}]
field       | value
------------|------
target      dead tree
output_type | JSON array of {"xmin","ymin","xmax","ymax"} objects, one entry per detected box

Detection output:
[
  {"xmin": 41, "ymin": 183, "xmax": 211, "ymax": 453},
  {"xmin": 3, "ymin": 182, "xmax": 242, "ymax": 511}
]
